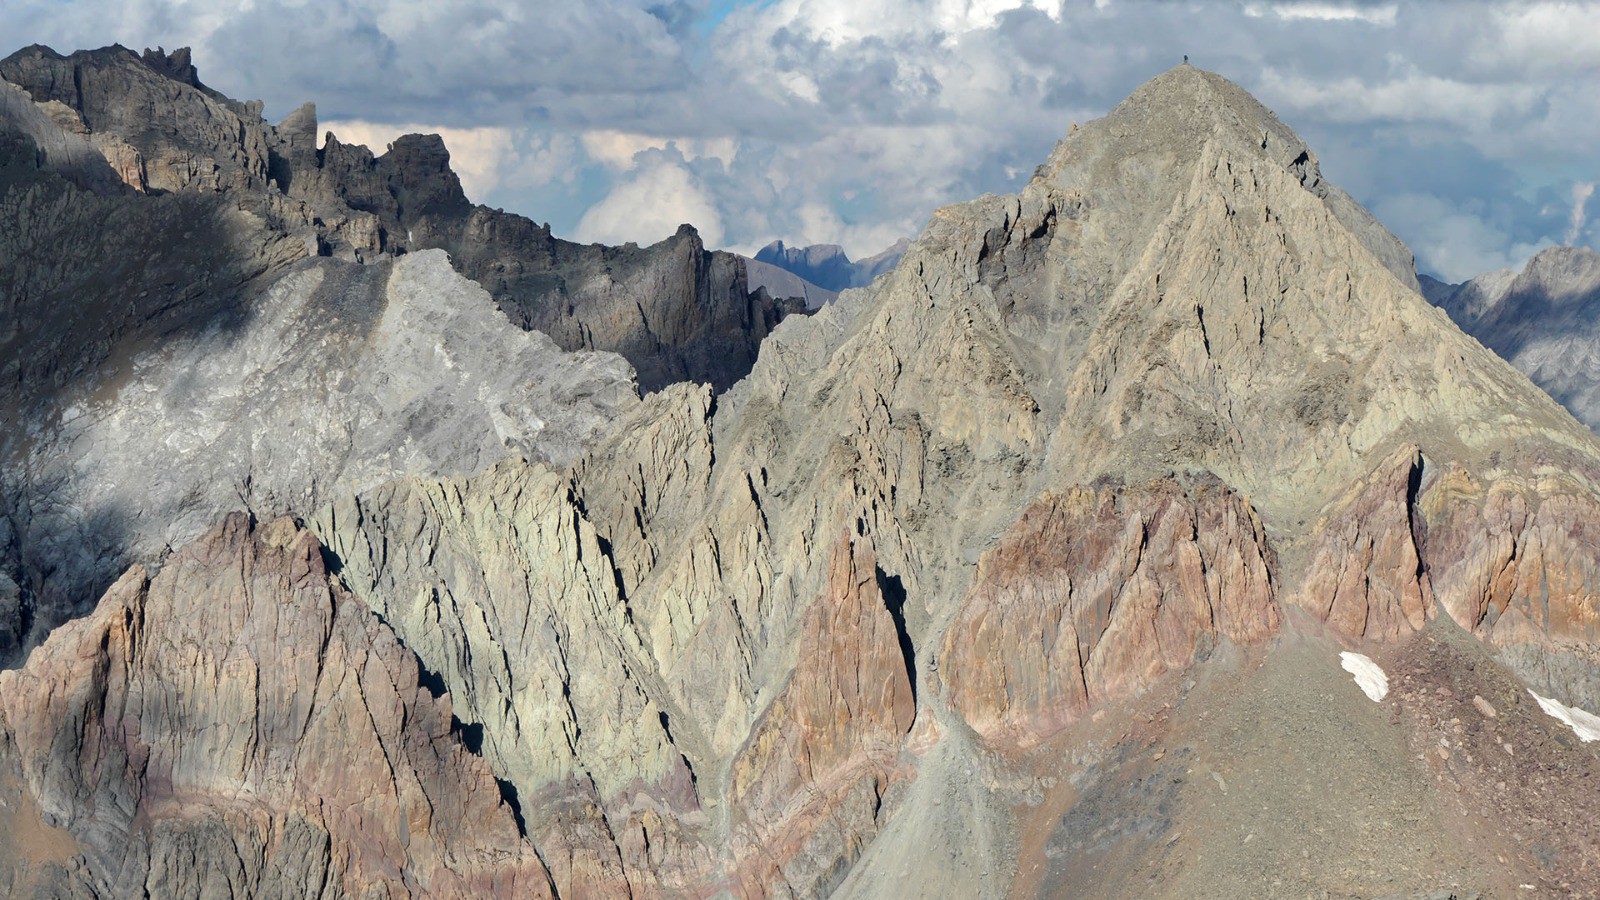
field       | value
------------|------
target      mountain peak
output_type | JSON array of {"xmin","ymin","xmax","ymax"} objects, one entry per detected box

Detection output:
[{"xmin": 1031, "ymin": 64, "xmax": 1418, "ymax": 292}]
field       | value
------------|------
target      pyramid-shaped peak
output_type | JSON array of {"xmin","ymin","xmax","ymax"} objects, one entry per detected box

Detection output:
[
  {"xmin": 1053, "ymin": 64, "xmax": 1308, "ymax": 174},
  {"xmin": 1118, "ymin": 63, "xmax": 1281, "ymax": 122},
  {"xmin": 1027, "ymin": 63, "xmax": 1418, "ymax": 291}
]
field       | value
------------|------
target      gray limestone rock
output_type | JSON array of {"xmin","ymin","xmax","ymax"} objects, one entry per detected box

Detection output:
[
  {"xmin": 2, "ymin": 248, "xmax": 637, "ymax": 664},
  {"xmin": 7, "ymin": 54, "xmax": 1600, "ymax": 900}
]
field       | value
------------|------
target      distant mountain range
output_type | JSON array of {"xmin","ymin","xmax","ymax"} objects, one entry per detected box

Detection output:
[
  {"xmin": 743, "ymin": 237, "xmax": 910, "ymax": 308},
  {"xmin": 1422, "ymin": 245, "xmax": 1600, "ymax": 429}
]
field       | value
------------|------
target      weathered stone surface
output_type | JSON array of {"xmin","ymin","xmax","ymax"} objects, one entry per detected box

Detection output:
[
  {"xmin": 315, "ymin": 128, "xmax": 807, "ymax": 390},
  {"xmin": 727, "ymin": 527, "xmax": 917, "ymax": 896},
  {"xmin": 0, "ymin": 45, "xmax": 272, "ymax": 195},
  {"xmin": 3, "ymin": 248, "xmax": 635, "ymax": 665},
  {"xmin": 7, "ymin": 54, "xmax": 1600, "ymax": 899},
  {"xmin": 0, "ymin": 79, "xmax": 125, "ymax": 194},
  {"xmin": 314, "ymin": 458, "xmax": 701, "ymax": 897},
  {"xmin": 1293, "ymin": 446, "xmax": 1431, "ymax": 641},
  {"xmin": 0, "ymin": 513, "xmax": 553, "ymax": 898},
  {"xmin": 1417, "ymin": 452, "xmax": 1600, "ymax": 709},
  {"xmin": 943, "ymin": 479, "xmax": 1279, "ymax": 745}
]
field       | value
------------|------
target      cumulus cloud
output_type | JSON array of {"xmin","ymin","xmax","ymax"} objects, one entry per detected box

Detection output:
[
  {"xmin": 574, "ymin": 155, "xmax": 725, "ymax": 247},
  {"xmin": 4, "ymin": 0, "xmax": 1598, "ymax": 275},
  {"xmin": 1373, "ymin": 192, "xmax": 1553, "ymax": 283},
  {"xmin": 1244, "ymin": 2, "xmax": 1398, "ymax": 25},
  {"xmin": 1570, "ymin": 182, "xmax": 1596, "ymax": 245}
]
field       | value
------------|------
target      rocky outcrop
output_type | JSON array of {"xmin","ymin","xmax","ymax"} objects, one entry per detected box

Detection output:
[
  {"xmin": 303, "ymin": 129, "xmax": 804, "ymax": 389},
  {"xmin": 0, "ymin": 43, "xmax": 801, "ymax": 396},
  {"xmin": 314, "ymin": 458, "xmax": 700, "ymax": 897},
  {"xmin": 1294, "ymin": 446, "xmax": 1431, "ymax": 641},
  {"xmin": 943, "ymin": 479, "xmax": 1279, "ymax": 745},
  {"xmin": 1424, "ymin": 245, "xmax": 1600, "ymax": 430},
  {"xmin": 1, "ymin": 247, "xmax": 635, "ymax": 665},
  {"xmin": 0, "ymin": 513, "xmax": 553, "ymax": 898},
  {"xmin": 0, "ymin": 45, "xmax": 272, "ymax": 195},
  {"xmin": 7, "ymin": 54, "xmax": 1600, "ymax": 899},
  {"xmin": 1416, "ymin": 452, "xmax": 1600, "ymax": 710},
  {"xmin": 728, "ymin": 527, "xmax": 918, "ymax": 895}
]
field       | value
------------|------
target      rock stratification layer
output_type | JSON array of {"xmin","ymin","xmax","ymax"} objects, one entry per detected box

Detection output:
[
  {"xmin": 4, "ymin": 60, "xmax": 1600, "ymax": 898},
  {"xmin": 0, "ymin": 514, "xmax": 554, "ymax": 898}
]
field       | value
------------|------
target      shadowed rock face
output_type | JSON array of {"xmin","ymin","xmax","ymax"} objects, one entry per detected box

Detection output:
[
  {"xmin": 1424, "ymin": 245, "xmax": 1600, "ymax": 430},
  {"xmin": 5, "ymin": 58, "xmax": 1600, "ymax": 899},
  {"xmin": 0, "ymin": 43, "xmax": 803, "ymax": 394},
  {"xmin": 0, "ymin": 42, "xmax": 800, "ymax": 664}
]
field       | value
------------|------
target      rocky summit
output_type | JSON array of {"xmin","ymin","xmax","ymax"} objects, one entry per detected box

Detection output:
[{"xmin": 2, "ymin": 51, "xmax": 1599, "ymax": 899}]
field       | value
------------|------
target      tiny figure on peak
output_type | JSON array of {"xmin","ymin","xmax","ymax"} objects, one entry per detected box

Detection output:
[{"xmin": 1183, "ymin": 54, "xmax": 1189, "ymax": 65}]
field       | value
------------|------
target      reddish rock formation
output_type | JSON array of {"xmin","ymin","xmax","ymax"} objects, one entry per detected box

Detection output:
[
  {"xmin": 0, "ymin": 514, "xmax": 552, "ymax": 898},
  {"xmin": 1295, "ymin": 446, "xmax": 1432, "ymax": 641},
  {"xmin": 943, "ymin": 479, "xmax": 1280, "ymax": 746},
  {"xmin": 729, "ymin": 527, "xmax": 918, "ymax": 896}
]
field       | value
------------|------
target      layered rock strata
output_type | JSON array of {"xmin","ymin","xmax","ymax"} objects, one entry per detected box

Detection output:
[
  {"xmin": 3, "ymin": 59, "xmax": 1600, "ymax": 898},
  {"xmin": 0, "ymin": 514, "xmax": 554, "ymax": 898}
]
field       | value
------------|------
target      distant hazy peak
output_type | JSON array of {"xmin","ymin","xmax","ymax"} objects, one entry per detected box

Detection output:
[{"xmin": 753, "ymin": 236, "xmax": 910, "ymax": 293}]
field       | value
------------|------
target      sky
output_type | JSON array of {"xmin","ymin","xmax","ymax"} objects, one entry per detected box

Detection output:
[{"xmin": 3, "ymin": 0, "xmax": 1597, "ymax": 281}]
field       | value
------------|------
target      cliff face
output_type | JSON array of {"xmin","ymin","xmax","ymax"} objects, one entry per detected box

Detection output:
[
  {"xmin": 0, "ymin": 514, "xmax": 555, "ymax": 898},
  {"xmin": 0, "ymin": 44, "xmax": 800, "ymax": 394},
  {"xmin": 0, "ymin": 42, "xmax": 799, "ymax": 663},
  {"xmin": 4, "ymin": 56, "xmax": 1600, "ymax": 899},
  {"xmin": 302, "ymin": 64, "xmax": 1600, "ymax": 893}
]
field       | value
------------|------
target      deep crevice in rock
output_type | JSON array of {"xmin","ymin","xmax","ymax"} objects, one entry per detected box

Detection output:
[{"xmin": 876, "ymin": 567, "xmax": 917, "ymax": 709}]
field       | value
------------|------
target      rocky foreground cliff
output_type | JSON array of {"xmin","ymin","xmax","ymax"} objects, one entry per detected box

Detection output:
[{"xmin": 3, "ymin": 59, "xmax": 1600, "ymax": 899}]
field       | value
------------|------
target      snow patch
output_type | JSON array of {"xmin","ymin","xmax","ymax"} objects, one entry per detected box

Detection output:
[
  {"xmin": 1529, "ymin": 690, "xmax": 1600, "ymax": 743},
  {"xmin": 1339, "ymin": 651, "xmax": 1389, "ymax": 702}
]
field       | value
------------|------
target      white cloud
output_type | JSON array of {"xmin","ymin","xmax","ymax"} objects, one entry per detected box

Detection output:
[
  {"xmin": 1473, "ymin": 2, "xmax": 1600, "ymax": 76},
  {"xmin": 1244, "ymin": 2, "xmax": 1397, "ymax": 25},
  {"xmin": 574, "ymin": 160, "xmax": 725, "ymax": 247},
  {"xmin": 9, "ymin": 0, "xmax": 1600, "ymax": 277},
  {"xmin": 1568, "ymin": 181, "xmax": 1595, "ymax": 245},
  {"xmin": 580, "ymin": 130, "xmax": 739, "ymax": 172},
  {"xmin": 1257, "ymin": 67, "xmax": 1539, "ymax": 130},
  {"xmin": 1373, "ymin": 192, "xmax": 1552, "ymax": 282}
]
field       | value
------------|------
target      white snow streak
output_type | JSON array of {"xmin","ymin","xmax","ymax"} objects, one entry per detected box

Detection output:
[
  {"xmin": 1529, "ymin": 690, "xmax": 1600, "ymax": 743},
  {"xmin": 1339, "ymin": 651, "xmax": 1389, "ymax": 702}
]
